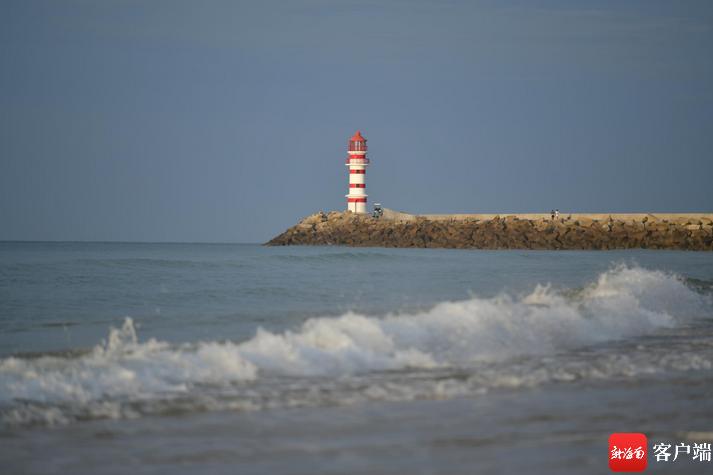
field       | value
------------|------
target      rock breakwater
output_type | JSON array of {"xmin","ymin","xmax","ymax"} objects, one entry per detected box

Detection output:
[{"xmin": 267, "ymin": 210, "xmax": 713, "ymax": 250}]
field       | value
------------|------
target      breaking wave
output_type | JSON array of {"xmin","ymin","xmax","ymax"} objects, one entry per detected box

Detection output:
[{"xmin": 1, "ymin": 266, "xmax": 711, "ymax": 427}]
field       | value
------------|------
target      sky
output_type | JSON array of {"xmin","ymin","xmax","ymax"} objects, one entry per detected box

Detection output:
[{"xmin": 1, "ymin": 0, "xmax": 712, "ymax": 243}]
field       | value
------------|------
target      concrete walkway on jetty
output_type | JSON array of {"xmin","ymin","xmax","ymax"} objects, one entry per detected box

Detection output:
[{"xmin": 381, "ymin": 208, "xmax": 713, "ymax": 225}]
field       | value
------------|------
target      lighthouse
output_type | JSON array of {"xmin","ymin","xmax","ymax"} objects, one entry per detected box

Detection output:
[{"xmin": 346, "ymin": 130, "xmax": 369, "ymax": 213}]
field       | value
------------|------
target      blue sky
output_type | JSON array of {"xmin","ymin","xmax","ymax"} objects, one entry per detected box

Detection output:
[{"xmin": 1, "ymin": 0, "xmax": 712, "ymax": 242}]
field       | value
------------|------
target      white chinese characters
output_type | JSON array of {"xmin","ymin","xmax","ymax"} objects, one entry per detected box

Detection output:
[
  {"xmin": 610, "ymin": 446, "xmax": 646, "ymax": 461},
  {"xmin": 652, "ymin": 442, "xmax": 711, "ymax": 463}
]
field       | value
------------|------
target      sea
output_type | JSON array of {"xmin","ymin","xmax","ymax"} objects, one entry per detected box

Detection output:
[{"xmin": 1, "ymin": 242, "xmax": 712, "ymax": 474}]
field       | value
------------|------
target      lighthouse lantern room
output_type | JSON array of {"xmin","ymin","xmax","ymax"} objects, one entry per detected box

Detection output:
[{"xmin": 346, "ymin": 130, "xmax": 369, "ymax": 213}]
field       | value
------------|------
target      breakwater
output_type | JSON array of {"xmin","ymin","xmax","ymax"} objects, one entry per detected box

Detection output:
[{"xmin": 267, "ymin": 209, "xmax": 713, "ymax": 250}]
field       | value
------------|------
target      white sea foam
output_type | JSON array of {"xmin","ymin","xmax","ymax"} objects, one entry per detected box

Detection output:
[{"xmin": 1, "ymin": 266, "xmax": 710, "ymax": 426}]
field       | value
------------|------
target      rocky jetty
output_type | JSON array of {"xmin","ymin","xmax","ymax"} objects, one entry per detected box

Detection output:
[{"xmin": 267, "ymin": 210, "xmax": 713, "ymax": 250}]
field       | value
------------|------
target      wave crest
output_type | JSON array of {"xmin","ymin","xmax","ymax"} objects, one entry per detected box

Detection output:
[{"xmin": 1, "ymin": 265, "xmax": 710, "ymax": 426}]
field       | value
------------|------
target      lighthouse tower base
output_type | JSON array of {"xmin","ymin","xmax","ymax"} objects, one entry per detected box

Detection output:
[{"xmin": 347, "ymin": 200, "xmax": 368, "ymax": 214}]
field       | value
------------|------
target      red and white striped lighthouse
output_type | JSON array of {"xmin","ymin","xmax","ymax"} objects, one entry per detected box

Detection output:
[{"xmin": 346, "ymin": 130, "xmax": 369, "ymax": 213}]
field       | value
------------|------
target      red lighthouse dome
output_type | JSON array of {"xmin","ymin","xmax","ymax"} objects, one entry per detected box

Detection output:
[{"xmin": 348, "ymin": 130, "xmax": 367, "ymax": 152}]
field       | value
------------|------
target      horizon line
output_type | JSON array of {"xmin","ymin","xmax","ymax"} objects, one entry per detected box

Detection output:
[{"xmin": 0, "ymin": 240, "xmax": 262, "ymax": 245}]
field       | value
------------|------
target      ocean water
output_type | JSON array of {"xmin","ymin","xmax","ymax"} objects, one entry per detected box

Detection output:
[{"xmin": 1, "ymin": 242, "xmax": 712, "ymax": 474}]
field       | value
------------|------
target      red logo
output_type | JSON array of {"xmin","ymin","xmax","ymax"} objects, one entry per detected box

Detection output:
[{"xmin": 609, "ymin": 433, "xmax": 648, "ymax": 472}]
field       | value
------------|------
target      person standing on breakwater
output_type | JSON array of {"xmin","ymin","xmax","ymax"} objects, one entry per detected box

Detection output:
[{"xmin": 555, "ymin": 209, "xmax": 560, "ymax": 220}]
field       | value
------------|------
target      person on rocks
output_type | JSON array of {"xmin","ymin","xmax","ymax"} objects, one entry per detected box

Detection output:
[{"xmin": 555, "ymin": 209, "xmax": 560, "ymax": 220}]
